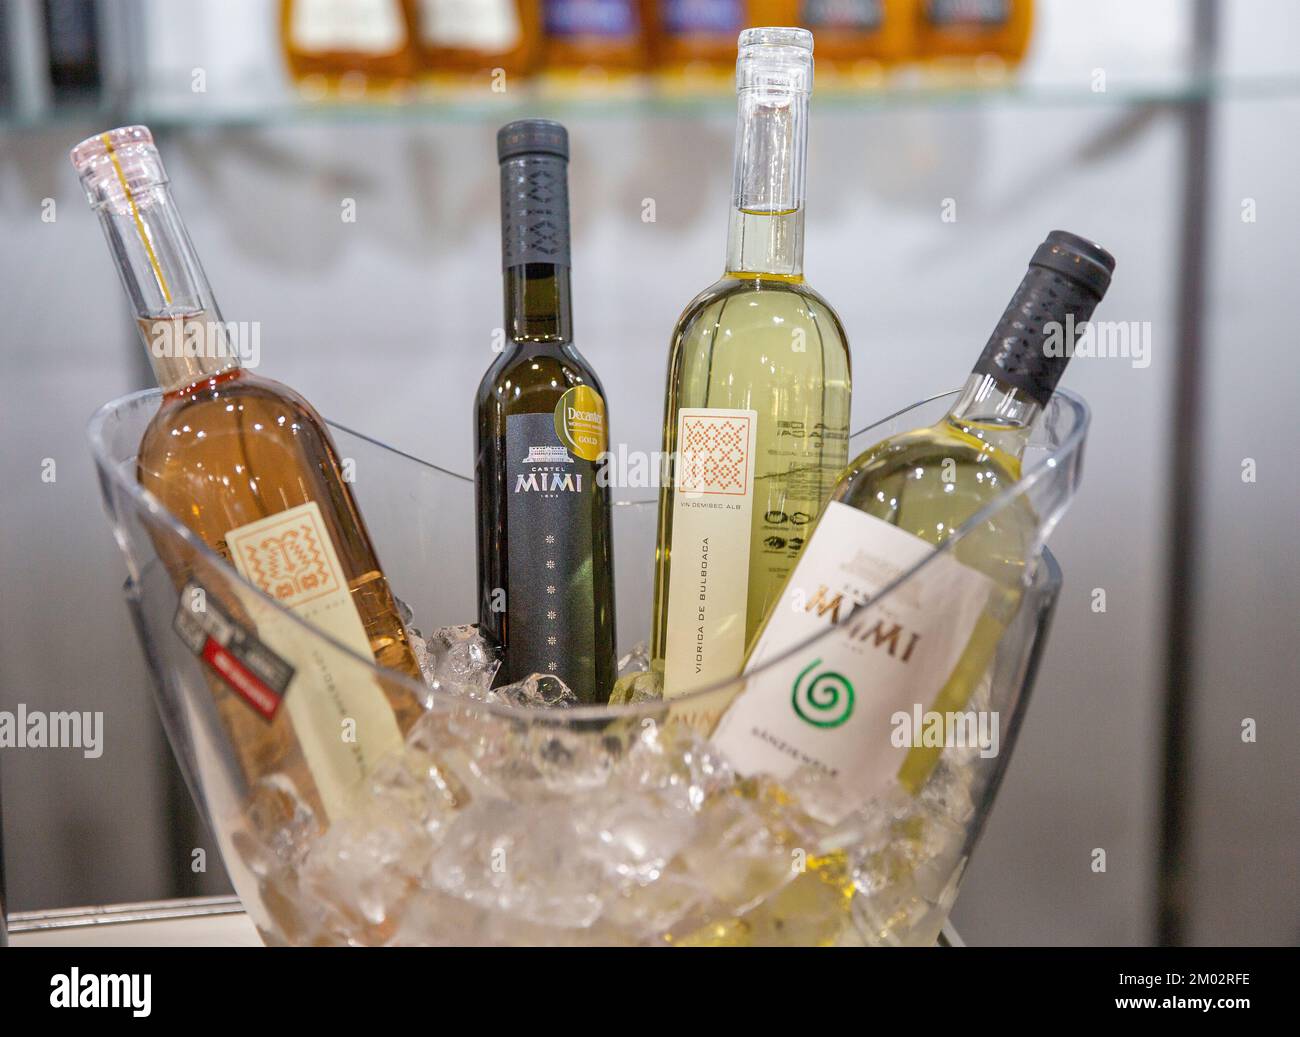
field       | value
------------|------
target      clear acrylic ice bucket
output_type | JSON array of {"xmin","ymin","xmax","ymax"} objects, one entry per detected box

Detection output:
[{"xmin": 88, "ymin": 388, "xmax": 1087, "ymax": 946}]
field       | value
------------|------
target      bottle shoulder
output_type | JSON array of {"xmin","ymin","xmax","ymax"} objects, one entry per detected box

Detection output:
[
  {"xmin": 673, "ymin": 276, "xmax": 850, "ymax": 346},
  {"xmin": 477, "ymin": 342, "xmax": 606, "ymax": 413},
  {"xmin": 835, "ymin": 422, "xmax": 1022, "ymax": 505},
  {"xmin": 143, "ymin": 369, "xmax": 330, "ymax": 450},
  {"xmin": 157, "ymin": 368, "xmax": 315, "ymax": 411}
]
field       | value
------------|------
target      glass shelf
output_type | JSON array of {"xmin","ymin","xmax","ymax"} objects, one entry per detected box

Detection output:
[{"xmin": 7, "ymin": 69, "xmax": 1300, "ymax": 134}]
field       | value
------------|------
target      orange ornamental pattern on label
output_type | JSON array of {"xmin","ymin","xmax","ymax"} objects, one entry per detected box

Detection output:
[
  {"xmin": 662, "ymin": 407, "xmax": 758, "ymax": 705},
  {"xmin": 677, "ymin": 412, "xmax": 752, "ymax": 496},
  {"xmin": 230, "ymin": 505, "xmax": 342, "ymax": 608}
]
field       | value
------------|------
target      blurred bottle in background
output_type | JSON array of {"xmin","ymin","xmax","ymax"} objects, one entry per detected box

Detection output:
[
  {"xmin": 0, "ymin": 13, "xmax": 10, "ymax": 116},
  {"xmin": 281, "ymin": 0, "xmax": 419, "ymax": 93},
  {"xmin": 795, "ymin": 0, "xmax": 912, "ymax": 80},
  {"xmin": 912, "ymin": 0, "xmax": 1032, "ymax": 69},
  {"xmin": 413, "ymin": 0, "xmax": 541, "ymax": 81},
  {"xmin": 541, "ymin": 0, "xmax": 650, "ymax": 77},
  {"xmin": 648, "ymin": 1, "xmax": 769, "ymax": 81},
  {"xmin": 272, "ymin": 0, "xmax": 1034, "ymax": 93},
  {"xmin": 43, "ymin": 0, "xmax": 102, "ymax": 100},
  {"xmin": 3, "ymin": 0, "xmax": 115, "ymax": 120}
]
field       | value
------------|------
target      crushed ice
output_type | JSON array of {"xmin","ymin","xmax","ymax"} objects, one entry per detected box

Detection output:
[{"xmin": 243, "ymin": 620, "xmax": 981, "ymax": 946}]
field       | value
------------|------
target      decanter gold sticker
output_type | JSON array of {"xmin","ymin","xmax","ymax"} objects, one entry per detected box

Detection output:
[{"xmin": 554, "ymin": 384, "xmax": 607, "ymax": 462}]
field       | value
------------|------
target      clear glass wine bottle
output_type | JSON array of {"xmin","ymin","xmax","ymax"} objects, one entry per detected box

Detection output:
[
  {"xmin": 651, "ymin": 27, "xmax": 853, "ymax": 716},
  {"xmin": 71, "ymin": 126, "xmax": 424, "ymax": 825}
]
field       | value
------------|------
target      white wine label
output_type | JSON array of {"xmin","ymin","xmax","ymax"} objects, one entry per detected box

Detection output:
[
  {"xmin": 663, "ymin": 408, "xmax": 758, "ymax": 707},
  {"xmin": 711, "ymin": 501, "xmax": 995, "ymax": 823},
  {"xmin": 226, "ymin": 501, "xmax": 404, "ymax": 821},
  {"xmin": 418, "ymin": 0, "xmax": 522, "ymax": 51},
  {"xmin": 290, "ymin": 0, "xmax": 408, "ymax": 54}
]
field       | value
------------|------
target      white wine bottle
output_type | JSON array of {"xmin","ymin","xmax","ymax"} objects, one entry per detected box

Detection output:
[
  {"xmin": 713, "ymin": 230, "xmax": 1114, "ymax": 819},
  {"xmin": 652, "ymin": 27, "xmax": 852, "ymax": 719}
]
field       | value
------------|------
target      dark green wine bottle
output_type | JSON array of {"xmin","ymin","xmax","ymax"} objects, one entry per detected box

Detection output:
[{"xmin": 474, "ymin": 119, "xmax": 617, "ymax": 704}]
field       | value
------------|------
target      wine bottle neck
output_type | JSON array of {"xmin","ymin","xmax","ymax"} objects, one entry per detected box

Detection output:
[
  {"xmin": 725, "ymin": 39, "xmax": 810, "ymax": 279},
  {"xmin": 725, "ymin": 207, "xmax": 805, "ymax": 281},
  {"xmin": 84, "ymin": 140, "xmax": 238, "ymax": 392},
  {"xmin": 505, "ymin": 263, "xmax": 573, "ymax": 344},
  {"xmin": 968, "ymin": 233, "xmax": 1113, "ymax": 411},
  {"xmin": 498, "ymin": 138, "xmax": 572, "ymax": 346},
  {"xmin": 945, "ymin": 373, "xmax": 1042, "ymax": 459}
]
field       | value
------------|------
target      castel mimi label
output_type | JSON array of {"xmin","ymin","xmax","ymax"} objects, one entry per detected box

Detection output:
[
  {"xmin": 504, "ymin": 390, "xmax": 607, "ymax": 693},
  {"xmin": 712, "ymin": 501, "xmax": 995, "ymax": 822}
]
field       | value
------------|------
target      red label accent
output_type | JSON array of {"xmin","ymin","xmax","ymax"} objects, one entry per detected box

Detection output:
[{"xmin": 202, "ymin": 636, "xmax": 281, "ymax": 720}]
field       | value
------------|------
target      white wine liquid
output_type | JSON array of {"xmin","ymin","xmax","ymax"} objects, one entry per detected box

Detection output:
[
  {"xmin": 652, "ymin": 274, "xmax": 852, "ymax": 685},
  {"xmin": 827, "ymin": 414, "xmax": 1039, "ymax": 790}
]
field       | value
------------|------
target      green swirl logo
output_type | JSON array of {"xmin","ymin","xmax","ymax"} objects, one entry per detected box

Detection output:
[{"xmin": 791, "ymin": 658, "xmax": 855, "ymax": 728}]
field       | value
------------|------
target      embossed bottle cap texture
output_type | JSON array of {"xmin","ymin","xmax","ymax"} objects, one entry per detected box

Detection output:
[
  {"xmin": 972, "ymin": 231, "xmax": 1116, "ymax": 406},
  {"xmin": 498, "ymin": 120, "xmax": 571, "ymax": 269}
]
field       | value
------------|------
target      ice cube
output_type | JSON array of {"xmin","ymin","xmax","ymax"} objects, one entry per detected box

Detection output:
[
  {"xmin": 428, "ymin": 797, "xmax": 605, "ymax": 929},
  {"xmin": 669, "ymin": 851, "xmax": 855, "ymax": 947},
  {"xmin": 361, "ymin": 748, "xmax": 465, "ymax": 836},
  {"xmin": 916, "ymin": 751, "xmax": 977, "ymax": 829},
  {"xmin": 422, "ymin": 623, "xmax": 502, "ymax": 698},
  {"xmin": 237, "ymin": 773, "xmax": 320, "ymax": 878},
  {"xmin": 840, "ymin": 776, "xmax": 973, "ymax": 946},
  {"xmin": 577, "ymin": 784, "xmax": 696, "ymax": 886},
  {"xmin": 239, "ymin": 631, "xmax": 980, "ymax": 947},
  {"xmin": 672, "ymin": 778, "xmax": 805, "ymax": 916},
  {"xmin": 616, "ymin": 641, "xmax": 650, "ymax": 676},
  {"xmin": 616, "ymin": 721, "xmax": 735, "ymax": 812},
  {"xmin": 296, "ymin": 814, "xmax": 424, "ymax": 942},
  {"xmin": 488, "ymin": 672, "xmax": 578, "ymax": 709},
  {"xmin": 782, "ymin": 765, "xmax": 868, "ymax": 837},
  {"xmin": 608, "ymin": 668, "xmax": 664, "ymax": 706},
  {"xmin": 527, "ymin": 723, "xmax": 621, "ymax": 793},
  {"xmin": 573, "ymin": 784, "xmax": 706, "ymax": 937}
]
